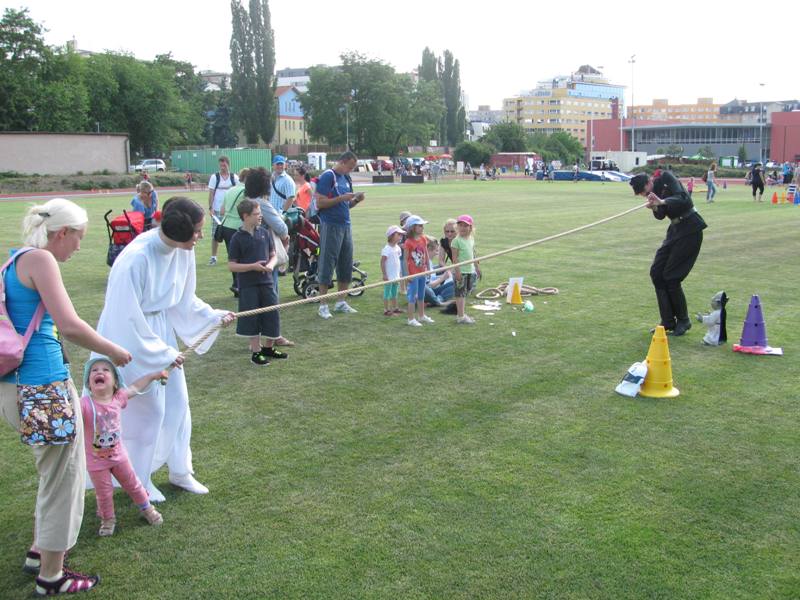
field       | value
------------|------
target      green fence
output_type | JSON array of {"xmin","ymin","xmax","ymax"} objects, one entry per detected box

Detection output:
[{"xmin": 170, "ymin": 148, "xmax": 272, "ymax": 174}]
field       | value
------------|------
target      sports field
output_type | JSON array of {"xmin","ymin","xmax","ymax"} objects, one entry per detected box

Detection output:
[{"xmin": 0, "ymin": 179, "xmax": 797, "ymax": 599}]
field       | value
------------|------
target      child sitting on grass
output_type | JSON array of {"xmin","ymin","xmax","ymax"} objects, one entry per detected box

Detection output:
[
  {"xmin": 228, "ymin": 199, "xmax": 287, "ymax": 366},
  {"xmin": 381, "ymin": 225, "xmax": 405, "ymax": 316},
  {"xmin": 451, "ymin": 214, "xmax": 481, "ymax": 324},
  {"xmin": 403, "ymin": 215, "xmax": 434, "ymax": 327},
  {"xmin": 82, "ymin": 358, "xmax": 167, "ymax": 536}
]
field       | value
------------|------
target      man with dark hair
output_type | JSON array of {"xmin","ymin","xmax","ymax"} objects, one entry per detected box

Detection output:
[
  {"xmin": 207, "ymin": 156, "xmax": 236, "ymax": 265},
  {"xmin": 314, "ymin": 151, "xmax": 365, "ymax": 319},
  {"xmin": 630, "ymin": 171, "xmax": 706, "ymax": 336}
]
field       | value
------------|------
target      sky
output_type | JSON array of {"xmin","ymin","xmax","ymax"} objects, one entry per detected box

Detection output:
[{"xmin": 5, "ymin": 0, "xmax": 796, "ymax": 111}]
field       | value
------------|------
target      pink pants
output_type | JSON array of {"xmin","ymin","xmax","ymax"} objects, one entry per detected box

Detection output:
[{"xmin": 89, "ymin": 460, "xmax": 149, "ymax": 520}]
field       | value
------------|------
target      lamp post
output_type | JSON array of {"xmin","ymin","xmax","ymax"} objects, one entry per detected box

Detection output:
[
  {"xmin": 759, "ymin": 82, "xmax": 766, "ymax": 164},
  {"xmin": 345, "ymin": 98, "xmax": 358, "ymax": 150},
  {"xmin": 628, "ymin": 55, "xmax": 636, "ymax": 152}
]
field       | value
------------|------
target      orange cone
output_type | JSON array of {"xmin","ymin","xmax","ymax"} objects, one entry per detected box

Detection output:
[
  {"xmin": 771, "ymin": 191, "xmax": 778, "ymax": 204},
  {"xmin": 509, "ymin": 282, "xmax": 523, "ymax": 305},
  {"xmin": 639, "ymin": 326, "xmax": 680, "ymax": 398},
  {"xmin": 781, "ymin": 191, "xmax": 787, "ymax": 203}
]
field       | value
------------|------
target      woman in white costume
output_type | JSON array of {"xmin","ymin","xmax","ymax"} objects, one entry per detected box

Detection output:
[{"xmin": 94, "ymin": 197, "xmax": 233, "ymax": 502}]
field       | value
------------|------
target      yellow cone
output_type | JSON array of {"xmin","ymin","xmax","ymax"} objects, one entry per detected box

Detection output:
[
  {"xmin": 781, "ymin": 191, "xmax": 787, "ymax": 203},
  {"xmin": 639, "ymin": 326, "xmax": 680, "ymax": 398},
  {"xmin": 509, "ymin": 282, "xmax": 523, "ymax": 305}
]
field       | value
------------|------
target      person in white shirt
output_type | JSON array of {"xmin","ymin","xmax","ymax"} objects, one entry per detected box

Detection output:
[{"xmin": 206, "ymin": 156, "xmax": 236, "ymax": 265}]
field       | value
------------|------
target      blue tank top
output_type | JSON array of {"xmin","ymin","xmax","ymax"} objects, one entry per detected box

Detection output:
[{"xmin": 1, "ymin": 254, "xmax": 68, "ymax": 385}]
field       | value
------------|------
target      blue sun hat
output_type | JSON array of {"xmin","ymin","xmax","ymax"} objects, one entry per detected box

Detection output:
[
  {"xmin": 83, "ymin": 357, "xmax": 125, "ymax": 391},
  {"xmin": 272, "ymin": 155, "xmax": 287, "ymax": 165}
]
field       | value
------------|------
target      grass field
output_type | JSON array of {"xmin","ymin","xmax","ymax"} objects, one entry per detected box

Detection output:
[{"xmin": 0, "ymin": 179, "xmax": 798, "ymax": 599}]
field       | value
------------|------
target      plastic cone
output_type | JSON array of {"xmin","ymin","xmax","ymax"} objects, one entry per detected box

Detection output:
[
  {"xmin": 795, "ymin": 193, "xmax": 800, "ymax": 205},
  {"xmin": 738, "ymin": 294, "xmax": 768, "ymax": 347},
  {"xmin": 639, "ymin": 326, "xmax": 680, "ymax": 398},
  {"xmin": 781, "ymin": 191, "xmax": 787, "ymax": 203},
  {"xmin": 771, "ymin": 191, "xmax": 778, "ymax": 204},
  {"xmin": 509, "ymin": 282, "xmax": 523, "ymax": 305}
]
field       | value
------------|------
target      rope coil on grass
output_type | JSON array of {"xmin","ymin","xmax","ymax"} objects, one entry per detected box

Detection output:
[
  {"xmin": 475, "ymin": 282, "xmax": 559, "ymax": 300},
  {"xmin": 182, "ymin": 202, "xmax": 648, "ymax": 356}
]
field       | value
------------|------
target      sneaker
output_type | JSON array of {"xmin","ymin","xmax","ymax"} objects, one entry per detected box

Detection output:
[
  {"xmin": 261, "ymin": 347, "xmax": 288, "ymax": 359},
  {"xmin": 141, "ymin": 506, "xmax": 163, "ymax": 526},
  {"xmin": 251, "ymin": 352, "xmax": 270, "ymax": 366},
  {"xmin": 318, "ymin": 305, "xmax": 332, "ymax": 319},
  {"xmin": 35, "ymin": 568, "xmax": 100, "ymax": 596},
  {"xmin": 419, "ymin": 315, "xmax": 435, "ymax": 324},
  {"xmin": 407, "ymin": 319, "xmax": 423, "ymax": 327},
  {"xmin": 334, "ymin": 301, "xmax": 358, "ymax": 314},
  {"xmin": 456, "ymin": 316, "xmax": 475, "ymax": 325},
  {"xmin": 207, "ymin": 256, "xmax": 217, "ymax": 266},
  {"xmin": 229, "ymin": 285, "xmax": 239, "ymax": 298},
  {"xmin": 168, "ymin": 473, "xmax": 209, "ymax": 494}
]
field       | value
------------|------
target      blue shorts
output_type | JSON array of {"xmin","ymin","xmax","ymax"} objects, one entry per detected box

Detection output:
[
  {"xmin": 406, "ymin": 276, "xmax": 426, "ymax": 303},
  {"xmin": 318, "ymin": 223, "xmax": 353, "ymax": 287}
]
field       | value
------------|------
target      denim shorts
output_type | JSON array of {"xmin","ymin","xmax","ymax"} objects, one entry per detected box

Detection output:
[
  {"xmin": 406, "ymin": 276, "xmax": 426, "ymax": 303},
  {"xmin": 318, "ymin": 223, "xmax": 353, "ymax": 286}
]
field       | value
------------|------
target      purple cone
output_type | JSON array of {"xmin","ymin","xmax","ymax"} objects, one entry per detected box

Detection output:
[{"xmin": 739, "ymin": 294, "xmax": 768, "ymax": 347}]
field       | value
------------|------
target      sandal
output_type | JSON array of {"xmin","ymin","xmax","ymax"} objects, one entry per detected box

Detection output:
[
  {"xmin": 35, "ymin": 568, "xmax": 100, "ymax": 596},
  {"xmin": 141, "ymin": 506, "xmax": 163, "ymax": 526},
  {"xmin": 383, "ymin": 310, "xmax": 393, "ymax": 316},
  {"xmin": 23, "ymin": 550, "xmax": 41, "ymax": 574},
  {"xmin": 98, "ymin": 519, "xmax": 116, "ymax": 537}
]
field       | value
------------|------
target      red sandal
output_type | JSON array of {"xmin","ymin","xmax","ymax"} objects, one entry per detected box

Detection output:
[{"xmin": 35, "ymin": 568, "xmax": 99, "ymax": 596}]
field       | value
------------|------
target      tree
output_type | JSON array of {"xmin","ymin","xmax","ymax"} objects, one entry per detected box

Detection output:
[
  {"xmin": 697, "ymin": 145, "xmax": 715, "ymax": 159},
  {"xmin": 211, "ymin": 85, "xmax": 238, "ymax": 148},
  {"xmin": 229, "ymin": 0, "xmax": 275, "ymax": 144},
  {"xmin": 440, "ymin": 50, "xmax": 465, "ymax": 146},
  {"xmin": 453, "ymin": 141, "xmax": 493, "ymax": 167},
  {"xmin": 0, "ymin": 8, "xmax": 49, "ymax": 130},
  {"xmin": 418, "ymin": 47, "xmax": 440, "ymax": 83},
  {"xmin": 155, "ymin": 53, "xmax": 208, "ymax": 146},
  {"xmin": 738, "ymin": 144, "xmax": 747, "ymax": 165},
  {"xmin": 527, "ymin": 131, "xmax": 585, "ymax": 165},
  {"xmin": 664, "ymin": 144, "xmax": 683, "ymax": 158},
  {"xmin": 481, "ymin": 122, "xmax": 527, "ymax": 152}
]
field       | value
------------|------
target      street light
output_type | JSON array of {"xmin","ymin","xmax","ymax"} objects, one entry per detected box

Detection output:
[
  {"xmin": 345, "ymin": 98, "xmax": 358, "ymax": 150},
  {"xmin": 628, "ymin": 55, "xmax": 636, "ymax": 152}
]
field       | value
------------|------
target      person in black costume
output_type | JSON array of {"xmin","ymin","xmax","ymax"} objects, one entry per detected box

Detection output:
[{"xmin": 630, "ymin": 171, "xmax": 707, "ymax": 336}]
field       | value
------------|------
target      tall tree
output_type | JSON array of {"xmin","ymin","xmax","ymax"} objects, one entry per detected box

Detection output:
[
  {"xmin": 440, "ymin": 50, "xmax": 465, "ymax": 146},
  {"xmin": 482, "ymin": 122, "xmax": 528, "ymax": 152},
  {"xmin": 0, "ymin": 8, "xmax": 48, "ymax": 130},
  {"xmin": 211, "ymin": 84, "xmax": 239, "ymax": 148},
  {"xmin": 418, "ymin": 47, "xmax": 439, "ymax": 83},
  {"xmin": 155, "ymin": 53, "xmax": 208, "ymax": 146},
  {"xmin": 249, "ymin": 0, "xmax": 276, "ymax": 144},
  {"xmin": 229, "ymin": 0, "xmax": 275, "ymax": 144}
]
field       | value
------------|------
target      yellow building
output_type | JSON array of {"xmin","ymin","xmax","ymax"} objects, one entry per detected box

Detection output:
[
  {"xmin": 502, "ymin": 66, "xmax": 623, "ymax": 145},
  {"xmin": 629, "ymin": 98, "xmax": 722, "ymax": 123},
  {"xmin": 275, "ymin": 85, "xmax": 310, "ymax": 145}
]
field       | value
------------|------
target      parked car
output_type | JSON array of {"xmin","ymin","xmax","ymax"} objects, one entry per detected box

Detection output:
[{"xmin": 135, "ymin": 159, "xmax": 166, "ymax": 173}]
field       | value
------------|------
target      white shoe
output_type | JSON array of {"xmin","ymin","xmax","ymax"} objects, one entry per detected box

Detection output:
[
  {"xmin": 207, "ymin": 256, "xmax": 217, "ymax": 266},
  {"xmin": 420, "ymin": 315, "xmax": 435, "ymax": 324},
  {"xmin": 456, "ymin": 316, "xmax": 475, "ymax": 325},
  {"xmin": 408, "ymin": 318, "xmax": 422, "ymax": 327},
  {"xmin": 334, "ymin": 301, "xmax": 358, "ymax": 314},
  {"xmin": 318, "ymin": 305, "xmax": 332, "ymax": 319},
  {"xmin": 147, "ymin": 483, "xmax": 166, "ymax": 503},
  {"xmin": 168, "ymin": 473, "xmax": 209, "ymax": 494}
]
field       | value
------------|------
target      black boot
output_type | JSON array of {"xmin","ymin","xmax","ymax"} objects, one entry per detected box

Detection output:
[
  {"xmin": 667, "ymin": 285, "xmax": 692, "ymax": 336},
  {"xmin": 651, "ymin": 288, "xmax": 676, "ymax": 333}
]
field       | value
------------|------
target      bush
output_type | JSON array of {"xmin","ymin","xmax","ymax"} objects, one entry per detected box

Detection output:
[
  {"xmin": 151, "ymin": 173, "xmax": 185, "ymax": 187},
  {"xmin": 453, "ymin": 141, "xmax": 494, "ymax": 167}
]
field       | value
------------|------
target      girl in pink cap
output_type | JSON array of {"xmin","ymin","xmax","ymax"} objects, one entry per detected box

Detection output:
[{"xmin": 450, "ymin": 215, "xmax": 481, "ymax": 324}]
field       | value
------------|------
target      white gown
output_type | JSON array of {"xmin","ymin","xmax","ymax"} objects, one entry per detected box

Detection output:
[{"xmin": 92, "ymin": 229, "xmax": 226, "ymax": 494}]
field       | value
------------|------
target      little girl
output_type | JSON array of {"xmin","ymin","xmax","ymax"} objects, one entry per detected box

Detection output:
[
  {"xmin": 402, "ymin": 215, "xmax": 434, "ymax": 327},
  {"xmin": 450, "ymin": 214, "xmax": 481, "ymax": 324},
  {"xmin": 381, "ymin": 225, "xmax": 404, "ymax": 316},
  {"xmin": 82, "ymin": 357, "xmax": 168, "ymax": 536},
  {"xmin": 687, "ymin": 177, "xmax": 694, "ymax": 198}
]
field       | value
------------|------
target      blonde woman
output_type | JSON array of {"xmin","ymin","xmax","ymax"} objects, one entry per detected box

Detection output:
[{"xmin": 0, "ymin": 198, "xmax": 131, "ymax": 595}]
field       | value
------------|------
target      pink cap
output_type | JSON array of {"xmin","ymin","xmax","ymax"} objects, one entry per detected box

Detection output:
[
  {"xmin": 456, "ymin": 214, "xmax": 473, "ymax": 226},
  {"xmin": 386, "ymin": 225, "xmax": 405, "ymax": 239}
]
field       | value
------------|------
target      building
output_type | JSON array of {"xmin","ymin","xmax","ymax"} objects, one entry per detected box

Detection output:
[
  {"xmin": 469, "ymin": 105, "xmax": 503, "ymax": 124},
  {"xmin": 198, "ymin": 70, "xmax": 230, "ymax": 92},
  {"xmin": 276, "ymin": 67, "xmax": 311, "ymax": 92},
  {"xmin": 719, "ymin": 99, "xmax": 800, "ymax": 124},
  {"xmin": 503, "ymin": 65, "xmax": 624, "ymax": 145},
  {"xmin": 629, "ymin": 98, "xmax": 722, "ymax": 122},
  {"xmin": 275, "ymin": 86, "xmax": 308, "ymax": 145}
]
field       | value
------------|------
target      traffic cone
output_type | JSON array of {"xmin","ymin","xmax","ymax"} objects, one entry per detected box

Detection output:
[
  {"xmin": 509, "ymin": 282, "xmax": 523, "ymax": 305},
  {"xmin": 771, "ymin": 191, "xmax": 778, "ymax": 204},
  {"xmin": 781, "ymin": 191, "xmax": 787, "ymax": 203},
  {"xmin": 737, "ymin": 294, "xmax": 768, "ymax": 347},
  {"xmin": 639, "ymin": 326, "xmax": 680, "ymax": 398},
  {"xmin": 795, "ymin": 193, "xmax": 800, "ymax": 205}
]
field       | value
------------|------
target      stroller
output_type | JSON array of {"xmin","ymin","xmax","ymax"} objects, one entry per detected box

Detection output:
[
  {"xmin": 285, "ymin": 207, "xmax": 367, "ymax": 299},
  {"xmin": 104, "ymin": 209, "xmax": 144, "ymax": 266}
]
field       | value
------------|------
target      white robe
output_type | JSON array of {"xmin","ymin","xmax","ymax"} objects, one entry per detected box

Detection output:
[{"xmin": 92, "ymin": 229, "xmax": 225, "ymax": 492}]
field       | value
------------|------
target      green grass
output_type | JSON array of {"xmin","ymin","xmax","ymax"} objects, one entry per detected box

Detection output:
[{"xmin": 0, "ymin": 180, "xmax": 798, "ymax": 599}]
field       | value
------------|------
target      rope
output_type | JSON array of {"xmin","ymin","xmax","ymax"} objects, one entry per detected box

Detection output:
[
  {"xmin": 475, "ymin": 282, "xmax": 559, "ymax": 300},
  {"xmin": 182, "ymin": 202, "xmax": 648, "ymax": 355}
]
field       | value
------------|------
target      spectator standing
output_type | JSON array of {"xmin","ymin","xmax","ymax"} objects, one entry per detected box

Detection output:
[
  {"xmin": 219, "ymin": 168, "xmax": 250, "ymax": 296},
  {"xmin": 268, "ymin": 155, "xmax": 296, "ymax": 212},
  {"xmin": 314, "ymin": 151, "xmax": 365, "ymax": 319},
  {"xmin": 207, "ymin": 156, "xmax": 237, "ymax": 266},
  {"xmin": 705, "ymin": 162, "xmax": 717, "ymax": 203},
  {"xmin": 292, "ymin": 166, "xmax": 313, "ymax": 213}
]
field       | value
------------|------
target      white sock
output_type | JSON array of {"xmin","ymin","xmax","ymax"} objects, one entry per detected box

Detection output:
[{"xmin": 39, "ymin": 570, "xmax": 64, "ymax": 582}]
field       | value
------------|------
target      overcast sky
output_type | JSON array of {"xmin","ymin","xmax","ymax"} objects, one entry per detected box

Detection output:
[{"xmin": 6, "ymin": 0, "xmax": 796, "ymax": 110}]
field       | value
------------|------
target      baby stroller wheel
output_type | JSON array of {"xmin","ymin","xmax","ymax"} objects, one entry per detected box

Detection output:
[
  {"xmin": 302, "ymin": 281, "xmax": 320, "ymax": 299},
  {"xmin": 347, "ymin": 278, "xmax": 365, "ymax": 297},
  {"xmin": 293, "ymin": 275, "xmax": 306, "ymax": 297}
]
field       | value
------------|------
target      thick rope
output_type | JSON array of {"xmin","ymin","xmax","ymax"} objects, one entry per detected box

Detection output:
[
  {"xmin": 183, "ymin": 202, "xmax": 648, "ymax": 355},
  {"xmin": 475, "ymin": 282, "xmax": 559, "ymax": 300}
]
